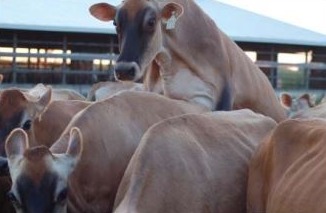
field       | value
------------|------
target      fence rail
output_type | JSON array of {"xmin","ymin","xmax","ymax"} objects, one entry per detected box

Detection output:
[{"xmin": 1, "ymin": 51, "xmax": 326, "ymax": 91}]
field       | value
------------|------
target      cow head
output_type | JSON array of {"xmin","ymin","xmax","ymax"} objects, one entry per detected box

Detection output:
[
  {"xmin": 280, "ymin": 92, "xmax": 314, "ymax": 117},
  {"xmin": 5, "ymin": 127, "xmax": 83, "ymax": 213},
  {"xmin": 90, "ymin": 0, "xmax": 184, "ymax": 81},
  {"xmin": 0, "ymin": 87, "xmax": 52, "ymax": 156}
]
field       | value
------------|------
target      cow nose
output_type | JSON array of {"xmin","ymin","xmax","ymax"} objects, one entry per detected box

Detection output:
[{"xmin": 114, "ymin": 62, "xmax": 139, "ymax": 81}]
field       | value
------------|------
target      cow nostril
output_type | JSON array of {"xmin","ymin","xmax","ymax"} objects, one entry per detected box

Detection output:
[
  {"xmin": 114, "ymin": 63, "xmax": 138, "ymax": 81},
  {"xmin": 127, "ymin": 66, "xmax": 136, "ymax": 78}
]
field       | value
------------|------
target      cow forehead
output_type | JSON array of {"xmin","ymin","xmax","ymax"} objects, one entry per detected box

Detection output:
[
  {"xmin": 19, "ymin": 147, "xmax": 54, "ymax": 185},
  {"xmin": 0, "ymin": 90, "xmax": 27, "ymax": 119},
  {"xmin": 15, "ymin": 170, "xmax": 57, "ymax": 211},
  {"xmin": 120, "ymin": 0, "xmax": 157, "ymax": 19}
]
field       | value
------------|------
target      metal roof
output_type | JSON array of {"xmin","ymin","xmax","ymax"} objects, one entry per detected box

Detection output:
[{"xmin": 1, "ymin": 0, "xmax": 326, "ymax": 46}]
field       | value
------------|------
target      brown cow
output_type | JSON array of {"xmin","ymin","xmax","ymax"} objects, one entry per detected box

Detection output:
[
  {"xmin": 89, "ymin": 0, "xmax": 286, "ymax": 122},
  {"xmin": 0, "ymin": 87, "xmax": 51, "ymax": 156},
  {"xmin": 0, "ymin": 87, "xmax": 90, "ymax": 156},
  {"xmin": 279, "ymin": 92, "xmax": 319, "ymax": 117},
  {"xmin": 280, "ymin": 92, "xmax": 313, "ymax": 114},
  {"xmin": 5, "ymin": 91, "xmax": 206, "ymax": 213},
  {"xmin": 0, "ymin": 156, "xmax": 12, "ymax": 213},
  {"xmin": 87, "ymin": 81, "xmax": 145, "ymax": 101},
  {"xmin": 28, "ymin": 83, "xmax": 86, "ymax": 101},
  {"xmin": 279, "ymin": 92, "xmax": 326, "ymax": 119},
  {"xmin": 291, "ymin": 101, "xmax": 326, "ymax": 119},
  {"xmin": 0, "ymin": 87, "xmax": 90, "ymax": 213},
  {"xmin": 114, "ymin": 109, "xmax": 276, "ymax": 213},
  {"xmin": 247, "ymin": 118, "xmax": 326, "ymax": 213}
]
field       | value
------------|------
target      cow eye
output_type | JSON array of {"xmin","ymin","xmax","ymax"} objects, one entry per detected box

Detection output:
[
  {"xmin": 7, "ymin": 191, "xmax": 21, "ymax": 208},
  {"xmin": 22, "ymin": 120, "xmax": 32, "ymax": 130},
  {"xmin": 56, "ymin": 188, "xmax": 68, "ymax": 203},
  {"xmin": 147, "ymin": 18, "xmax": 156, "ymax": 29}
]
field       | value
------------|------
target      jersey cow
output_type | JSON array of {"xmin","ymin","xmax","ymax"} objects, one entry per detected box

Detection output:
[
  {"xmin": 28, "ymin": 83, "xmax": 86, "ymax": 101},
  {"xmin": 280, "ymin": 92, "xmax": 326, "ymax": 119},
  {"xmin": 0, "ymin": 88, "xmax": 90, "ymax": 212},
  {"xmin": 291, "ymin": 101, "xmax": 326, "ymax": 119},
  {"xmin": 0, "ymin": 156, "xmax": 13, "ymax": 213},
  {"xmin": 5, "ymin": 91, "xmax": 206, "ymax": 213},
  {"xmin": 0, "ymin": 87, "xmax": 90, "ymax": 156},
  {"xmin": 89, "ymin": 0, "xmax": 286, "ymax": 122},
  {"xmin": 87, "ymin": 81, "xmax": 144, "ymax": 101},
  {"xmin": 114, "ymin": 109, "xmax": 276, "ymax": 213},
  {"xmin": 247, "ymin": 118, "xmax": 326, "ymax": 213}
]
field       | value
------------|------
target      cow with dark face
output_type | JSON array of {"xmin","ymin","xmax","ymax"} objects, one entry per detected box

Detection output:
[
  {"xmin": 91, "ymin": 0, "xmax": 173, "ymax": 81},
  {"xmin": 0, "ymin": 156, "xmax": 13, "ymax": 213},
  {"xmin": 90, "ymin": 0, "xmax": 286, "ymax": 122},
  {"xmin": 0, "ymin": 88, "xmax": 51, "ymax": 157},
  {"xmin": 5, "ymin": 128, "xmax": 81, "ymax": 213}
]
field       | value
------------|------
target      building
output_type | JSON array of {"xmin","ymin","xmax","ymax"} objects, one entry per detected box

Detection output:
[{"xmin": 1, "ymin": 0, "xmax": 326, "ymax": 92}]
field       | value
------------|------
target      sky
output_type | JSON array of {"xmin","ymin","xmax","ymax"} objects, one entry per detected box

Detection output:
[{"xmin": 216, "ymin": 0, "xmax": 326, "ymax": 35}]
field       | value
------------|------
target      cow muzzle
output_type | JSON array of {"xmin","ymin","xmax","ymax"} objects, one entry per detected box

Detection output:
[{"xmin": 114, "ymin": 62, "xmax": 141, "ymax": 81}]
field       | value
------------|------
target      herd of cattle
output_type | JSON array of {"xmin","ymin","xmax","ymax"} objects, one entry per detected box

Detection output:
[{"xmin": 1, "ymin": 0, "xmax": 326, "ymax": 212}]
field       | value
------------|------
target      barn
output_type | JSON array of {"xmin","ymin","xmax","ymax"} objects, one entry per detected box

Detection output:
[{"xmin": 1, "ymin": 0, "xmax": 326, "ymax": 93}]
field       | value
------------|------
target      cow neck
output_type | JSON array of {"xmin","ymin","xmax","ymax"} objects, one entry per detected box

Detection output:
[
  {"xmin": 159, "ymin": 0, "xmax": 230, "ymax": 82},
  {"xmin": 49, "ymin": 133, "xmax": 70, "ymax": 154}
]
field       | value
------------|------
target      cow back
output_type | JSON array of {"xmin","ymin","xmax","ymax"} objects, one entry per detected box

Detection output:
[
  {"xmin": 114, "ymin": 109, "xmax": 276, "ymax": 213},
  {"xmin": 248, "ymin": 118, "xmax": 326, "ymax": 213}
]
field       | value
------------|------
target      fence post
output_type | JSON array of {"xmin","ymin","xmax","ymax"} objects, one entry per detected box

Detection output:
[
  {"xmin": 12, "ymin": 33, "xmax": 17, "ymax": 83},
  {"xmin": 62, "ymin": 35, "xmax": 68, "ymax": 84},
  {"xmin": 304, "ymin": 51, "xmax": 310, "ymax": 90}
]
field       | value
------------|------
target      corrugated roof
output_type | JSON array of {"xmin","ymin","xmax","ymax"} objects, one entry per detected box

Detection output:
[
  {"xmin": 1, "ymin": 0, "xmax": 326, "ymax": 46},
  {"xmin": 201, "ymin": 0, "xmax": 326, "ymax": 46}
]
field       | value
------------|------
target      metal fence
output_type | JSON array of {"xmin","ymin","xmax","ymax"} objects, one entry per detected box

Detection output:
[
  {"xmin": 257, "ymin": 60, "xmax": 326, "ymax": 90},
  {"xmin": 1, "ymin": 48, "xmax": 326, "ymax": 94},
  {"xmin": 0, "ymin": 51, "xmax": 117, "ymax": 83}
]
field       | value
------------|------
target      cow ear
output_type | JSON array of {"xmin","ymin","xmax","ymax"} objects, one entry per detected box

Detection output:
[
  {"xmin": 298, "ymin": 93, "xmax": 314, "ymax": 107},
  {"xmin": 315, "ymin": 93, "xmax": 325, "ymax": 105},
  {"xmin": 89, "ymin": 3, "xmax": 116, "ymax": 22},
  {"xmin": 161, "ymin": 3, "xmax": 184, "ymax": 28},
  {"xmin": 66, "ymin": 127, "xmax": 83, "ymax": 160},
  {"xmin": 5, "ymin": 128, "xmax": 29, "ymax": 159},
  {"xmin": 280, "ymin": 93, "xmax": 292, "ymax": 109},
  {"xmin": 34, "ymin": 86, "xmax": 52, "ymax": 115}
]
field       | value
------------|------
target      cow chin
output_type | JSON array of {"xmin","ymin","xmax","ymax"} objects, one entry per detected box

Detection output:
[{"xmin": 114, "ymin": 62, "xmax": 142, "ymax": 82}]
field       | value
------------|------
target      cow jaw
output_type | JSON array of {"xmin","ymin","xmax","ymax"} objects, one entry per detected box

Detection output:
[{"xmin": 5, "ymin": 128, "xmax": 83, "ymax": 213}]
